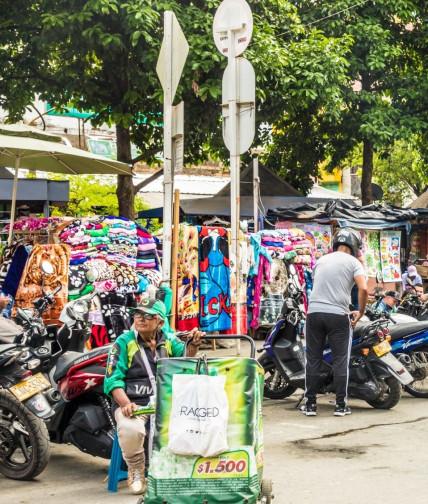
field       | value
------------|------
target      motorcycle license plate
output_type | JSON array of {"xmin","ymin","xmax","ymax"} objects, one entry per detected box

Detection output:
[
  {"xmin": 373, "ymin": 340, "xmax": 392, "ymax": 357},
  {"xmin": 9, "ymin": 373, "xmax": 51, "ymax": 402}
]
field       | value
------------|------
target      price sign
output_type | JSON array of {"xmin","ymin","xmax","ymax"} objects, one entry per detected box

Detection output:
[{"xmin": 192, "ymin": 450, "xmax": 249, "ymax": 479}]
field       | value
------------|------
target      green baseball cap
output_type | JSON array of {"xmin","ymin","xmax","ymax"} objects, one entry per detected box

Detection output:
[{"xmin": 131, "ymin": 298, "xmax": 167, "ymax": 320}]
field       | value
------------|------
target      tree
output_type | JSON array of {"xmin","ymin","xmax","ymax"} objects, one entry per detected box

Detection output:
[
  {"xmin": 48, "ymin": 174, "xmax": 149, "ymax": 217},
  {"xmin": 0, "ymin": 0, "xmax": 352, "ymax": 212},
  {"xmin": 292, "ymin": 0, "xmax": 428, "ymax": 204}
]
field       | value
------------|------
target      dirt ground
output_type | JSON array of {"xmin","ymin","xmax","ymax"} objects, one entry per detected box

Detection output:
[{"xmin": 2, "ymin": 389, "xmax": 427, "ymax": 504}]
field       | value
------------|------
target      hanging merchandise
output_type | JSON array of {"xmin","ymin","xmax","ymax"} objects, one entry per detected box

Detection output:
[
  {"xmin": 224, "ymin": 231, "xmax": 248, "ymax": 335},
  {"xmin": 13, "ymin": 243, "xmax": 70, "ymax": 325},
  {"xmin": 361, "ymin": 231, "xmax": 382, "ymax": 278},
  {"xmin": 380, "ymin": 230, "xmax": 402, "ymax": 282},
  {"xmin": 176, "ymin": 225, "xmax": 200, "ymax": 331},
  {"xmin": 1, "ymin": 244, "xmax": 29, "ymax": 298},
  {"xmin": 0, "ymin": 243, "xmax": 20, "ymax": 289},
  {"xmin": 258, "ymin": 258, "xmax": 288, "ymax": 326},
  {"xmin": 277, "ymin": 222, "xmax": 332, "ymax": 260},
  {"xmin": 99, "ymin": 291, "xmax": 137, "ymax": 341},
  {"xmin": 198, "ymin": 226, "xmax": 232, "ymax": 333}
]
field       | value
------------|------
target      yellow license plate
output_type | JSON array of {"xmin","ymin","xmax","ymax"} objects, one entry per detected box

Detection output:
[
  {"xmin": 373, "ymin": 340, "xmax": 392, "ymax": 357},
  {"xmin": 9, "ymin": 373, "xmax": 51, "ymax": 402}
]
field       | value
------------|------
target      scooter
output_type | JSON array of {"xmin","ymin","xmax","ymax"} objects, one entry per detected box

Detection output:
[{"xmin": 258, "ymin": 263, "xmax": 413, "ymax": 409}]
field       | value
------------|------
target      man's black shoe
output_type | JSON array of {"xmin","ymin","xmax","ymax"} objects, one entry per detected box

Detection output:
[
  {"xmin": 301, "ymin": 403, "xmax": 317, "ymax": 416},
  {"xmin": 334, "ymin": 405, "xmax": 351, "ymax": 417}
]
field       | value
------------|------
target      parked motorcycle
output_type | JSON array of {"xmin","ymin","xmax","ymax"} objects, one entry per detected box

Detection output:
[
  {"xmin": 363, "ymin": 307, "xmax": 428, "ymax": 398},
  {"xmin": 0, "ymin": 344, "xmax": 51, "ymax": 480},
  {"xmin": 258, "ymin": 263, "xmax": 413, "ymax": 409},
  {"xmin": 3, "ymin": 260, "xmax": 114, "ymax": 460}
]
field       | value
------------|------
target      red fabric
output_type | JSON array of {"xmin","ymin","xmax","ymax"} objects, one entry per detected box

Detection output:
[{"xmin": 222, "ymin": 304, "xmax": 247, "ymax": 335}]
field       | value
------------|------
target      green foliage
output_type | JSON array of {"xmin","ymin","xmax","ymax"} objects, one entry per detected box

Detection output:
[
  {"xmin": 1, "ymin": 0, "xmax": 426, "ymax": 205},
  {"xmin": 49, "ymin": 173, "xmax": 149, "ymax": 216},
  {"xmin": 0, "ymin": 0, "xmax": 352, "ymax": 199},
  {"xmin": 293, "ymin": 0, "xmax": 428, "ymax": 202}
]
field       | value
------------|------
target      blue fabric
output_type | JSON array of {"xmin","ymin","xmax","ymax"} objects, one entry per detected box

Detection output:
[
  {"xmin": 249, "ymin": 234, "xmax": 272, "ymax": 276},
  {"xmin": 198, "ymin": 226, "xmax": 232, "ymax": 332},
  {"xmin": 2, "ymin": 245, "xmax": 29, "ymax": 298}
]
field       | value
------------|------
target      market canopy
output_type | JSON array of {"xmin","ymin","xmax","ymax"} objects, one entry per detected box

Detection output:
[
  {"xmin": 267, "ymin": 199, "xmax": 418, "ymax": 232},
  {"xmin": 0, "ymin": 122, "xmax": 133, "ymax": 243}
]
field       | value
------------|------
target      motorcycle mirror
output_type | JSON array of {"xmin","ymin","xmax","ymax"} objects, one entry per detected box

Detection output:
[
  {"xmin": 41, "ymin": 260, "xmax": 54, "ymax": 275},
  {"xmin": 375, "ymin": 272, "xmax": 383, "ymax": 284},
  {"xmin": 406, "ymin": 277, "xmax": 414, "ymax": 286}
]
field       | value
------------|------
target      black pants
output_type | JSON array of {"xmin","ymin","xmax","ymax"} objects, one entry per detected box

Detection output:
[{"xmin": 304, "ymin": 312, "xmax": 352, "ymax": 407}]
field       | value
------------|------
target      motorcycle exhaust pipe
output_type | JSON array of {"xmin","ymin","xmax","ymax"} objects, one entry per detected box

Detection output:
[
  {"xmin": 45, "ymin": 388, "xmax": 62, "ymax": 403},
  {"xmin": 398, "ymin": 354, "xmax": 412, "ymax": 365}
]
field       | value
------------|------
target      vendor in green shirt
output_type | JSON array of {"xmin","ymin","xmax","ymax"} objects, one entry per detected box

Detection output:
[{"xmin": 104, "ymin": 298, "xmax": 205, "ymax": 495}]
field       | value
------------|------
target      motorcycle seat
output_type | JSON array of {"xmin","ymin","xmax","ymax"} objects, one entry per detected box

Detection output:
[
  {"xmin": 352, "ymin": 321, "xmax": 372, "ymax": 339},
  {"xmin": 54, "ymin": 345, "xmax": 110, "ymax": 382},
  {"xmin": 387, "ymin": 321, "xmax": 428, "ymax": 341}
]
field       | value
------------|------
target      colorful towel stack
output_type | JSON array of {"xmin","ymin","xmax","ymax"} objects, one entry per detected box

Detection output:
[
  {"xmin": 136, "ymin": 223, "xmax": 160, "ymax": 271},
  {"xmin": 59, "ymin": 216, "xmax": 161, "ymax": 298},
  {"xmin": 59, "ymin": 218, "xmax": 109, "ymax": 265},
  {"xmin": 104, "ymin": 216, "xmax": 138, "ymax": 269}
]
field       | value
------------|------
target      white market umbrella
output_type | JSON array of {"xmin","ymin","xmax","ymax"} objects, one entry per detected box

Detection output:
[{"xmin": 0, "ymin": 123, "xmax": 133, "ymax": 243}]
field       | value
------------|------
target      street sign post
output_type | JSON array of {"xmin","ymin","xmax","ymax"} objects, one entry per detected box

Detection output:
[
  {"xmin": 213, "ymin": 0, "xmax": 255, "ymax": 352},
  {"xmin": 156, "ymin": 12, "xmax": 189, "ymax": 286}
]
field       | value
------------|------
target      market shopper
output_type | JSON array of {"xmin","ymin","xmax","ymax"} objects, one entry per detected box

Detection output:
[
  {"xmin": 402, "ymin": 265, "xmax": 422, "ymax": 292},
  {"xmin": 0, "ymin": 295, "xmax": 23, "ymax": 343},
  {"xmin": 104, "ymin": 298, "xmax": 205, "ymax": 495},
  {"xmin": 303, "ymin": 227, "xmax": 368, "ymax": 417}
]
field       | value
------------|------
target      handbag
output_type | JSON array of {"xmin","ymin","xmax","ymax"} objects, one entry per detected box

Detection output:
[{"xmin": 168, "ymin": 355, "xmax": 229, "ymax": 457}]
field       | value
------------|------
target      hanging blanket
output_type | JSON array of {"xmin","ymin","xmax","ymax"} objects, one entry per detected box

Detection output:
[
  {"xmin": 0, "ymin": 243, "xmax": 20, "ymax": 289},
  {"xmin": 2, "ymin": 245, "xmax": 30, "ymax": 298},
  {"xmin": 99, "ymin": 292, "xmax": 136, "ymax": 342},
  {"xmin": 13, "ymin": 243, "xmax": 70, "ymax": 326},
  {"xmin": 176, "ymin": 225, "xmax": 200, "ymax": 331},
  {"xmin": 198, "ymin": 226, "xmax": 232, "ymax": 332},
  {"xmin": 258, "ymin": 258, "xmax": 288, "ymax": 326}
]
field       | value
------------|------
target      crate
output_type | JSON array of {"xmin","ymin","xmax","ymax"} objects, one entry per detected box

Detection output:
[{"xmin": 415, "ymin": 263, "xmax": 428, "ymax": 279}]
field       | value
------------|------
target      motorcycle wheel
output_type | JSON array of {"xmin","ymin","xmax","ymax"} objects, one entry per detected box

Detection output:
[
  {"xmin": 258, "ymin": 352, "xmax": 297, "ymax": 399},
  {"xmin": 404, "ymin": 349, "xmax": 428, "ymax": 398},
  {"xmin": 0, "ymin": 390, "xmax": 50, "ymax": 480},
  {"xmin": 365, "ymin": 377, "xmax": 401, "ymax": 409}
]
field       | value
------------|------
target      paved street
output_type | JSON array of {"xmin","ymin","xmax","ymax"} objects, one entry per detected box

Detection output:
[{"xmin": 1, "ymin": 388, "xmax": 427, "ymax": 504}]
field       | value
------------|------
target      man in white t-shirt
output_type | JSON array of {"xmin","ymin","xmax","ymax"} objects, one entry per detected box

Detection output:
[{"xmin": 303, "ymin": 228, "xmax": 368, "ymax": 417}]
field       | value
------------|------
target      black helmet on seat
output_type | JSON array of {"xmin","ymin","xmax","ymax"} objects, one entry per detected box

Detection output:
[{"xmin": 332, "ymin": 228, "xmax": 362, "ymax": 257}]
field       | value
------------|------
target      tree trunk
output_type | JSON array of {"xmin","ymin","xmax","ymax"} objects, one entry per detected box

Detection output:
[
  {"xmin": 361, "ymin": 138, "xmax": 374, "ymax": 205},
  {"xmin": 116, "ymin": 124, "xmax": 135, "ymax": 219}
]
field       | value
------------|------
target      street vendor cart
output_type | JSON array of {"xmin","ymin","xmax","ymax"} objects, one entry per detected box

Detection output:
[{"xmin": 144, "ymin": 335, "xmax": 272, "ymax": 504}]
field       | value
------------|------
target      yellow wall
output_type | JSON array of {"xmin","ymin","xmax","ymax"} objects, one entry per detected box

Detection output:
[{"xmin": 318, "ymin": 168, "xmax": 342, "ymax": 191}]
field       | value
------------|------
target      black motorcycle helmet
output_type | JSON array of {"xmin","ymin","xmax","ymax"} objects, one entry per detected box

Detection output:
[{"xmin": 332, "ymin": 227, "xmax": 362, "ymax": 257}]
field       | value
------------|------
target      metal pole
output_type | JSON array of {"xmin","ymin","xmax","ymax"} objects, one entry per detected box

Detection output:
[
  {"xmin": 253, "ymin": 157, "xmax": 259, "ymax": 233},
  {"xmin": 170, "ymin": 189, "xmax": 180, "ymax": 331},
  {"xmin": 8, "ymin": 157, "xmax": 19, "ymax": 244},
  {"xmin": 227, "ymin": 29, "xmax": 241, "ymax": 354},
  {"xmin": 162, "ymin": 11, "xmax": 174, "ymax": 286}
]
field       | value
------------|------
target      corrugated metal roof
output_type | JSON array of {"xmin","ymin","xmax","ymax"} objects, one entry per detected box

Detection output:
[{"xmin": 135, "ymin": 173, "xmax": 230, "ymax": 196}]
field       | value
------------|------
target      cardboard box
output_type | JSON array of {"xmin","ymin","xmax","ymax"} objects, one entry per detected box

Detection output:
[{"xmin": 416, "ymin": 264, "xmax": 428, "ymax": 279}]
